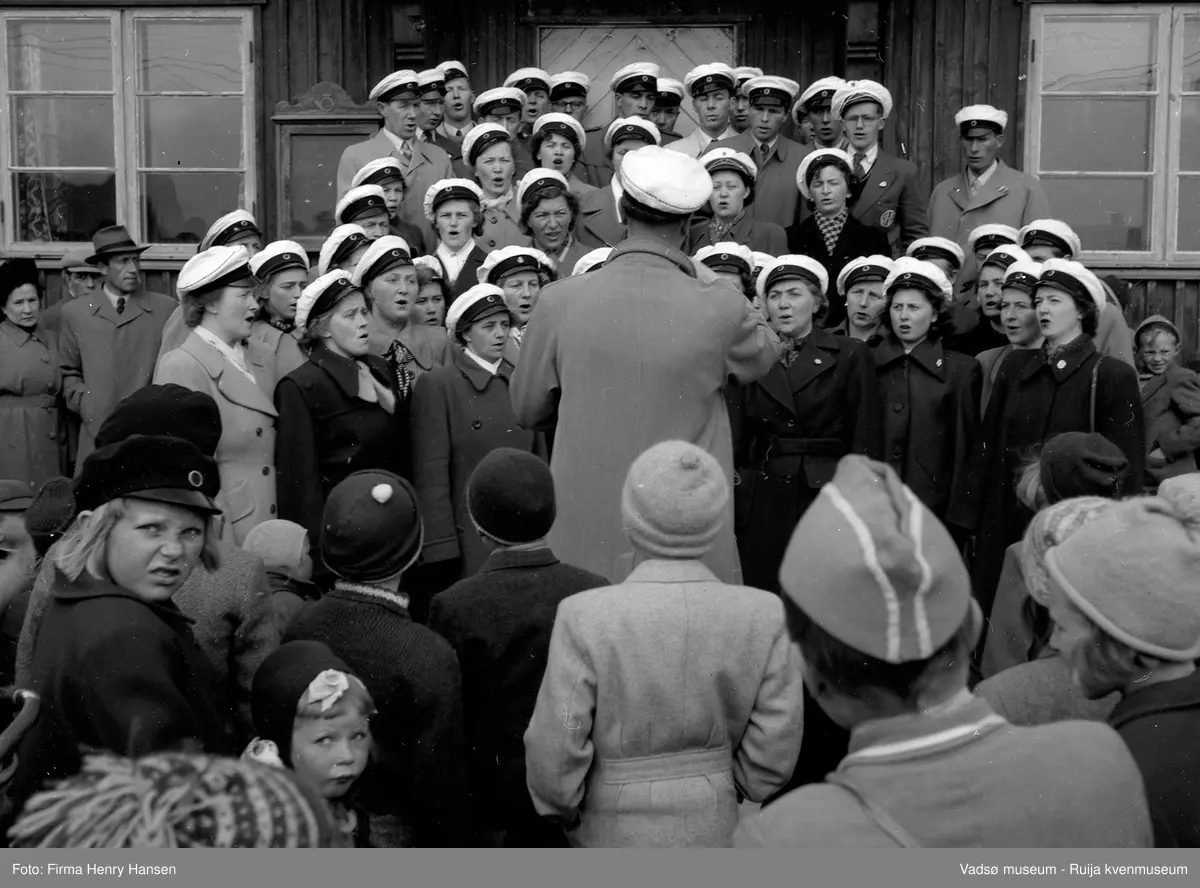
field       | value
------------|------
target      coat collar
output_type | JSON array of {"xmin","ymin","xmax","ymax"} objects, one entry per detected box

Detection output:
[
  {"xmin": 51, "ymin": 566, "xmax": 194, "ymax": 626},
  {"xmin": 330, "ymin": 579, "xmax": 411, "ymax": 617},
  {"xmin": 454, "ymin": 345, "xmax": 513, "ymax": 392},
  {"xmin": 872, "ymin": 333, "xmax": 947, "ymax": 380},
  {"xmin": 624, "ymin": 558, "xmax": 720, "ymax": 585},
  {"xmin": 855, "ymin": 150, "xmax": 901, "ymax": 212},
  {"xmin": 759, "ymin": 328, "xmax": 842, "ymax": 413},
  {"xmin": 179, "ymin": 332, "xmax": 277, "ymax": 417},
  {"xmin": 1108, "ymin": 669, "xmax": 1200, "ymax": 730},
  {"xmin": 84, "ymin": 287, "xmax": 159, "ymax": 328},
  {"xmin": 372, "ymin": 127, "xmax": 438, "ymax": 173},
  {"xmin": 842, "ymin": 693, "xmax": 1007, "ymax": 766},
  {"xmin": 481, "ymin": 545, "xmax": 560, "ymax": 572},
  {"xmin": 0, "ymin": 318, "xmax": 45, "ymax": 346},
  {"xmin": 946, "ymin": 159, "xmax": 1022, "ymax": 213},
  {"xmin": 310, "ymin": 343, "xmax": 391, "ymax": 400},
  {"xmin": 608, "ymin": 238, "xmax": 697, "ymax": 277},
  {"xmin": 1140, "ymin": 372, "xmax": 1170, "ymax": 402},
  {"xmin": 1019, "ymin": 334, "xmax": 1096, "ymax": 384}
]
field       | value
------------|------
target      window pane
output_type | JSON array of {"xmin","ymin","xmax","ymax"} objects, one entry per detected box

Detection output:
[
  {"xmin": 12, "ymin": 172, "xmax": 116, "ymax": 242},
  {"xmin": 287, "ymin": 132, "xmax": 366, "ymax": 236},
  {"xmin": 1178, "ymin": 177, "xmax": 1200, "ymax": 252},
  {"xmin": 141, "ymin": 97, "xmax": 242, "ymax": 168},
  {"xmin": 143, "ymin": 172, "xmax": 243, "ymax": 244},
  {"xmin": 1039, "ymin": 97, "xmax": 1152, "ymax": 172},
  {"xmin": 1183, "ymin": 98, "xmax": 1200, "ymax": 173},
  {"xmin": 1041, "ymin": 177, "xmax": 1151, "ymax": 252},
  {"xmin": 13, "ymin": 97, "xmax": 114, "ymax": 167},
  {"xmin": 1183, "ymin": 17, "xmax": 1200, "ymax": 91},
  {"xmin": 1041, "ymin": 16, "xmax": 1157, "ymax": 92},
  {"xmin": 6, "ymin": 19, "xmax": 112, "ymax": 91},
  {"xmin": 136, "ymin": 20, "xmax": 243, "ymax": 93}
]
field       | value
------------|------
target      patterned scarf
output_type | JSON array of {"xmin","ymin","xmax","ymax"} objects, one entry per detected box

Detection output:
[
  {"xmin": 480, "ymin": 189, "xmax": 513, "ymax": 212},
  {"xmin": 815, "ymin": 207, "xmax": 848, "ymax": 256},
  {"xmin": 267, "ymin": 317, "xmax": 295, "ymax": 334},
  {"xmin": 383, "ymin": 340, "xmax": 417, "ymax": 401},
  {"xmin": 778, "ymin": 334, "xmax": 808, "ymax": 368},
  {"xmin": 708, "ymin": 209, "xmax": 745, "ymax": 244},
  {"xmin": 510, "ymin": 326, "xmax": 525, "ymax": 348}
]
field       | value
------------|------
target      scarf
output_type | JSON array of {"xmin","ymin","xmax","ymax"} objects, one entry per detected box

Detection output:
[
  {"xmin": 708, "ymin": 209, "xmax": 745, "ymax": 244},
  {"xmin": 778, "ymin": 333, "xmax": 808, "ymax": 368},
  {"xmin": 510, "ymin": 325, "xmax": 525, "ymax": 348},
  {"xmin": 480, "ymin": 189, "xmax": 513, "ymax": 212},
  {"xmin": 1043, "ymin": 332, "xmax": 1091, "ymax": 361},
  {"xmin": 355, "ymin": 358, "xmax": 397, "ymax": 413},
  {"xmin": 815, "ymin": 207, "xmax": 848, "ymax": 256},
  {"xmin": 267, "ymin": 317, "xmax": 295, "ymax": 334},
  {"xmin": 381, "ymin": 339, "xmax": 419, "ymax": 402}
]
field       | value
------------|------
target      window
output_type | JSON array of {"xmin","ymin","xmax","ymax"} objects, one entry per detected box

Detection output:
[
  {"xmin": 1026, "ymin": 4, "xmax": 1199, "ymax": 265},
  {"xmin": 1, "ymin": 8, "xmax": 255, "ymax": 257}
]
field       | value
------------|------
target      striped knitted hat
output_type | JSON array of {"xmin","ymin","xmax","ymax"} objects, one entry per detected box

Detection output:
[{"xmin": 779, "ymin": 455, "xmax": 973, "ymax": 663}]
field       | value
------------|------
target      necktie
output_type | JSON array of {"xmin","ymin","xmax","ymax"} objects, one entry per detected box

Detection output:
[
  {"xmin": 756, "ymin": 142, "xmax": 770, "ymax": 168},
  {"xmin": 400, "ymin": 140, "xmax": 413, "ymax": 168},
  {"xmin": 853, "ymin": 151, "xmax": 866, "ymax": 181},
  {"xmin": 116, "ymin": 297, "xmax": 126, "ymax": 315},
  {"xmin": 454, "ymin": 128, "xmax": 462, "ymax": 139}
]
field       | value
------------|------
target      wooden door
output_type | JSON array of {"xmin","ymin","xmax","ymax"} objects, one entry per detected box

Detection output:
[{"xmin": 538, "ymin": 25, "xmax": 736, "ymax": 135}]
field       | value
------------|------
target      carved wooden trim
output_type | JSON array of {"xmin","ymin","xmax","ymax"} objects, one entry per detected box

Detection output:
[{"xmin": 274, "ymin": 81, "xmax": 378, "ymax": 118}]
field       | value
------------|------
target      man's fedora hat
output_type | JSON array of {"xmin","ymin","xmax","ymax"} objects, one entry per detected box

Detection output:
[{"xmin": 87, "ymin": 225, "xmax": 149, "ymax": 264}]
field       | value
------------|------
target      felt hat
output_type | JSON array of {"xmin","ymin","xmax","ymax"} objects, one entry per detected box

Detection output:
[
  {"xmin": 295, "ymin": 270, "xmax": 359, "ymax": 334},
  {"xmin": 437, "ymin": 60, "xmax": 469, "ymax": 83},
  {"xmin": 968, "ymin": 223, "xmax": 1021, "ymax": 257},
  {"xmin": 352, "ymin": 235, "xmax": 413, "ymax": 288},
  {"xmin": 516, "ymin": 167, "xmax": 570, "ymax": 211},
  {"xmin": 956, "ymin": 104, "xmax": 1008, "ymax": 136},
  {"xmin": 798, "ymin": 76, "xmax": 848, "ymax": 114},
  {"xmin": 781, "ymin": 455, "xmax": 974, "ymax": 663},
  {"xmin": 655, "ymin": 78, "xmax": 685, "ymax": 107},
  {"xmin": 1002, "ymin": 259, "xmax": 1041, "ymax": 294},
  {"xmin": 1018, "ymin": 496, "xmax": 1115, "ymax": 608},
  {"xmin": 466, "ymin": 448, "xmax": 556, "ymax": 545},
  {"xmin": 685, "ymin": 63, "xmax": 736, "ymax": 97},
  {"xmin": 616, "ymin": 144, "xmax": 711, "ymax": 216},
  {"xmin": 74, "ymin": 434, "xmax": 221, "ymax": 515},
  {"xmin": 176, "ymin": 245, "xmax": 254, "ymax": 298},
  {"xmin": 980, "ymin": 244, "xmax": 1032, "ymax": 274},
  {"xmin": 423, "ymin": 178, "xmax": 483, "ymax": 222},
  {"xmin": 796, "ymin": 148, "xmax": 854, "ymax": 199},
  {"xmin": 200, "ymin": 210, "xmax": 261, "ymax": 252},
  {"xmin": 86, "ymin": 225, "xmax": 147, "ymax": 263},
  {"xmin": 743, "ymin": 75, "xmax": 800, "ymax": 108},
  {"xmin": 604, "ymin": 117, "xmax": 662, "ymax": 150},
  {"xmin": 0, "ymin": 480, "xmax": 33, "ymax": 512},
  {"xmin": 369, "ymin": 70, "xmax": 421, "ymax": 104},
  {"xmin": 734, "ymin": 66, "xmax": 764, "ymax": 89},
  {"xmin": 1039, "ymin": 431, "xmax": 1130, "ymax": 503},
  {"xmin": 1019, "ymin": 219, "xmax": 1082, "ymax": 260},
  {"xmin": 317, "ymin": 225, "xmax": 370, "ymax": 277},
  {"xmin": 572, "ymin": 247, "xmax": 612, "ymax": 276},
  {"xmin": 549, "ymin": 72, "xmax": 590, "ymax": 102},
  {"xmin": 0, "ymin": 258, "xmax": 38, "ymax": 300},
  {"xmin": 884, "ymin": 256, "xmax": 954, "ymax": 307},
  {"xmin": 703, "ymin": 147, "xmax": 757, "ymax": 181},
  {"xmin": 504, "ymin": 67, "xmax": 550, "ymax": 94},
  {"xmin": 321, "ymin": 470, "xmax": 423, "ymax": 583},
  {"xmin": 350, "ymin": 158, "xmax": 405, "ymax": 190},
  {"xmin": 335, "ymin": 185, "xmax": 388, "ymax": 226},
  {"xmin": 477, "ymin": 245, "xmax": 553, "ymax": 286},
  {"xmin": 837, "ymin": 254, "xmax": 894, "ymax": 297},
  {"xmin": 251, "ymin": 640, "xmax": 359, "ymax": 763},
  {"xmin": 250, "ymin": 240, "xmax": 309, "ymax": 281},
  {"xmin": 95, "ymin": 383, "xmax": 222, "ymax": 457},
  {"xmin": 610, "ymin": 62, "xmax": 660, "ymax": 94},
  {"xmin": 416, "ymin": 68, "xmax": 445, "ymax": 96},
  {"xmin": 906, "ymin": 236, "xmax": 965, "ymax": 271},
  {"xmin": 1046, "ymin": 479, "xmax": 1200, "ymax": 661},
  {"xmin": 473, "ymin": 87, "xmax": 526, "ymax": 119},
  {"xmin": 831, "ymin": 79, "xmax": 893, "ymax": 120},
  {"xmin": 445, "ymin": 283, "xmax": 511, "ymax": 338},
  {"xmin": 61, "ymin": 247, "xmax": 102, "ymax": 274},
  {"xmin": 532, "ymin": 113, "xmax": 586, "ymax": 152},
  {"xmin": 461, "ymin": 122, "xmax": 512, "ymax": 167},
  {"xmin": 756, "ymin": 254, "xmax": 829, "ymax": 302},
  {"xmin": 694, "ymin": 242, "xmax": 753, "ymax": 277},
  {"xmin": 621, "ymin": 440, "xmax": 729, "ymax": 559},
  {"xmin": 1033, "ymin": 258, "xmax": 1107, "ymax": 316}
]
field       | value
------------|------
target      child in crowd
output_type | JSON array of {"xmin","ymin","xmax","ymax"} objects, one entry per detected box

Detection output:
[
  {"xmin": 242, "ymin": 519, "xmax": 319, "ymax": 636},
  {"xmin": 1133, "ymin": 316, "xmax": 1200, "ymax": 486},
  {"xmin": 245, "ymin": 639, "xmax": 375, "ymax": 847}
]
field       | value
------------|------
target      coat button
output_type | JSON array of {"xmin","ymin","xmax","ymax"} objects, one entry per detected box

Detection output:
[
  {"xmin": 262, "ymin": 466, "xmax": 270, "ymax": 476},
  {"xmin": 41, "ymin": 355, "xmax": 49, "ymax": 363},
  {"xmin": 782, "ymin": 473, "xmax": 792, "ymax": 483},
  {"xmin": 786, "ymin": 419, "xmax": 795, "ymax": 427},
  {"xmin": 256, "ymin": 427, "xmax": 263, "ymax": 437},
  {"xmin": 892, "ymin": 446, "xmax": 903, "ymax": 458},
  {"xmin": 471, "ymin": 419, "xmax": 482, "ymax": 429},
  {"xmin": 893, "ymin": 402, "xmax": 904, "ymax": 413},
  {"xmin": 760, "ymin": 470, "xmax": 769, "ymax": 480}
]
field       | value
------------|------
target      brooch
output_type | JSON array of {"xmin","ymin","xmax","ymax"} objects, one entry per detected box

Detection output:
[
  {"xmin": 1056, "ymin": 360, "xmax": 1067, "ymax": 369},
  {"xmin": 879, "ymin": 181, "xmax": 887, "ymax": 187},
  {"xmin": 814, "ymin": 358, "xmax": 823, "ymax": 364},
  {"xmin": 936, "ymin": 358, "xmax": 943, "ymax": 368},
  {"xmin": 997, "ymin": 186, "xmax": 1009, "ymax": 196}
]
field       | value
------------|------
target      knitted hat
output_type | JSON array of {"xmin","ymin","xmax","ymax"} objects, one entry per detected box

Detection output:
[
  {"xmin": 1018, "ymin": 496, "xmax": 1115, "ymax": 608},
  {"xmin": 8, "ymin": 751, "xmax": 332, "ymax": 848},
  {"xmin": 1046, "ymin": 478, "xmax": 1200, "ymax": 662},
  {"xmin": 24, "ymin": 477, "xmax": 76, "ymax": 555},
  {"xmin": 780, "ymin": 456, "xmax": 973, "ymax": 664},
  {"xmin": 621, "ymin": 440, "xmax": 728, "ymax": 559},
  {"xmin": 466, "ymin": 448, "xmax": 556, "ymax": 545},
  {"xmin": 251, "ymin": 640, "xmax": 358, "ymax": 764},
  {"xmin": 320, "ymin": 470, "xmax": 423, "ymax": 583},
  {"xmin": 1039, "ymin": 432, "xmax": 1129, "ymax": 503},
  {"xmin": 242, "ymin": 519, "xmax": 309, "ymax": 573}
]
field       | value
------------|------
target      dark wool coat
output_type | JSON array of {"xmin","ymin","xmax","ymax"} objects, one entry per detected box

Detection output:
[
  {"xmin": 848, "ymin": 149, "xmax": 928, "ymax": 257},
  {"xmin": 575, "ymin": 185, "xmax": 624, "ymax": 249},
  {"xmin": 872, "ymin": 334, "xmax": 981, "ymax": 521},
  {"xmin": 949, "ymin": 336, "xmax": 1144, "ymax": 613},
  {"xmin": 274, "ymin": 344, "xmax": 409, "ymax": 568},
  {"xmin": 410, "ymin": 349, "xmax": 538, "ymax": 577},
  {"xmin": 426, "ymin": 546, "xmax": 608, "ymax": 844},
  {"xmin": 438, "ymin": 245, "xmax": 490, "ymax": 305},
  {"xmin": 732, "ymin": 328, "xmax": 883, "ymax": 593},
  {"xmin": 1108, "ymin": 670, "xmax": 1200, "ymax": 848},
  {"xmin": 11, "ymin": 570, "xmax": 232, "ymax": 813},
  {"xmin": 389, "ymin": 218, "xmax": 428, "ymax": 257},
  {"xmin": 785, "ymin": 214, "xmax": 892, "ymax": 329},
  {"xmin": 285, "ymin": 583, "xmax": 470, "ymax": 847},
  {"xmin": 687, "ymin": 213, "xmax": 789, "ymax": 255}
]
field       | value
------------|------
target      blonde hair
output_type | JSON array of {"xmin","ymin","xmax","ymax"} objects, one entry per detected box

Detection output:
[
  {"xmin": 54, "ymin": 497, "xmax": 221, "ymax": 583},
  {"xmin": 1015, "ymin": 455, "xmax": 1048, "ymax": 512}
]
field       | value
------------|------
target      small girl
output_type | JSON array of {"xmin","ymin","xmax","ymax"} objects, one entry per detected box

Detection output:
[
  {"xmin": 245, "ymin": 640, "xmax": 375, "ymax": 847},
  {"xmin": 242, "ymin": 519, "xmax": 319, "ymax": 635}
]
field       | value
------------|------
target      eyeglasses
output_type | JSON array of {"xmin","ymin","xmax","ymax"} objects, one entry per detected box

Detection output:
[
  {"xmin": 842, "ymin": 114, "xmax": 879, "ymax": 126},
  {"xmin": 554, "ymin": 100, "xmax": 586, "ymax": 112}
]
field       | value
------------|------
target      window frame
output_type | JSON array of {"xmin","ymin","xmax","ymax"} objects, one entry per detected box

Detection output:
[{"xmin": 0, "ymin": 6, "xmax": 256, "ymax": 260}]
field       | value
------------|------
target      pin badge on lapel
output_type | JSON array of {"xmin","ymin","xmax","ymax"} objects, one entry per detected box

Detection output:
[
  {"xmin": 879, "ymin": 210, "xmax": 896, "ymax": 228},
  {"xmin": 936, "ymin": 358, "xmax": 943, "ymax": 368},
  {"xmin": 1057, "ymin": 360, "xmax": 1067, "ymax": 369}
]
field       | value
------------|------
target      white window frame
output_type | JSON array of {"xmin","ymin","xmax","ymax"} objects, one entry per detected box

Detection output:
[
  {"xmin": 1025, "ymin": 3, "xmax": 1198, "ymax": 267},
  {"xmin": 0, "ymin": 6, "xmax": 256, "ymax": 260}
]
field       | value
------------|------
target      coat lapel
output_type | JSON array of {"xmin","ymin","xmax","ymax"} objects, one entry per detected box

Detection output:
[
  {"xmin": 785, "ymin": 329, "xmax": 840, "ymax": 393},
  {"xmin": 856, "ymin": 153, "xmax": 899, "ymax": 213},
  {"xmin": 182, "ymin": 334, "xmax": 277, "ymax": 417},
  {"xmin": 758, "ymin": 362, "xmax": 796, "ymax": 415}
]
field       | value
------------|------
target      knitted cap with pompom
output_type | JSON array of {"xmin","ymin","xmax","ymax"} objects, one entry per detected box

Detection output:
[{"xmin": 621, "ymin": 440, "xmax": 728, "ymax": 559}]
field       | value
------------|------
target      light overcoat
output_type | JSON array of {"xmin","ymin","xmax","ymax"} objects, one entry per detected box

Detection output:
[
  {"xmin": 0, "ymin": 320, "xmax": 61, "ymax": 486},
  {"xmin": 927, "ymin": 160, "xmax": 1051, "ymax": 249},
  {"xmin": 704, "ymin": 133, "xmax": 811, "ymax": 231}
]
